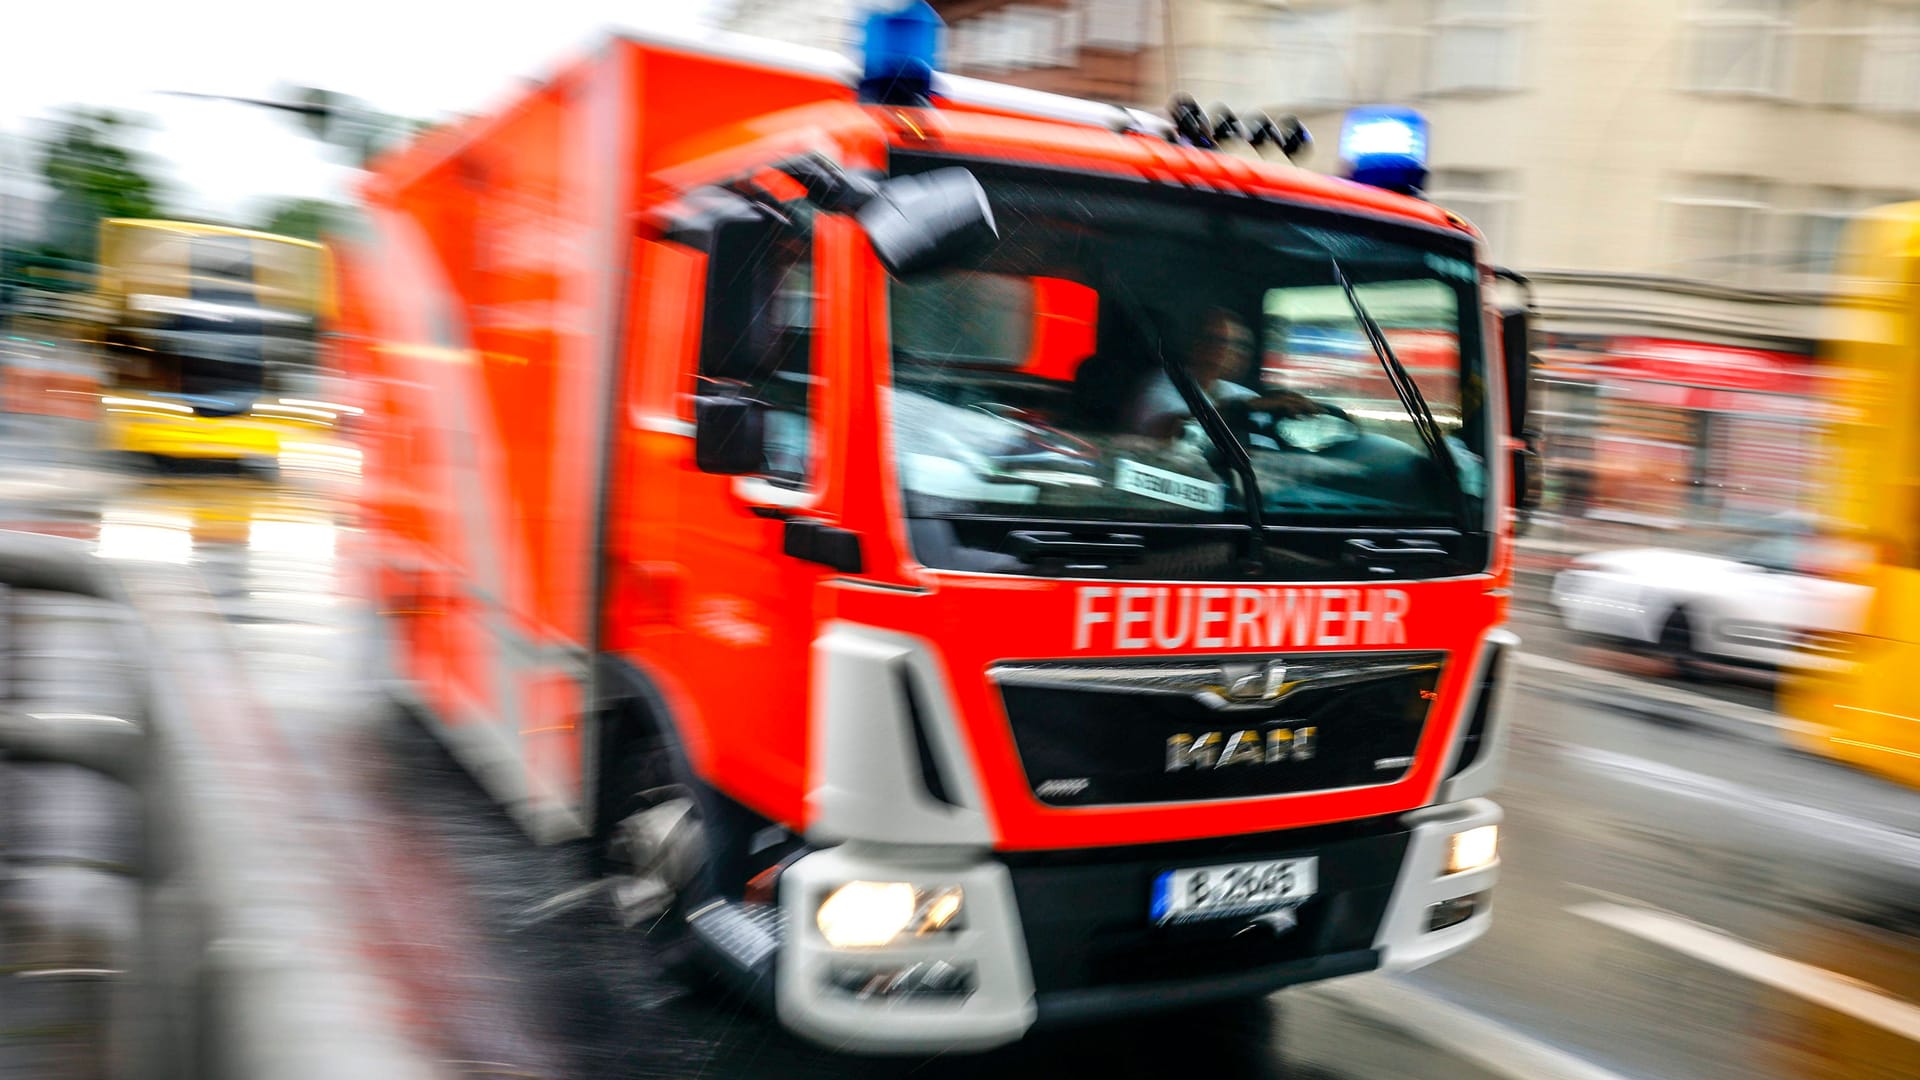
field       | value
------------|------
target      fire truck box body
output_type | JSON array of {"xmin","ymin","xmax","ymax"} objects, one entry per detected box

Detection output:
[{"xmin": 337, "ymin": 26, "xmax": 1518, "ymax": 1052}]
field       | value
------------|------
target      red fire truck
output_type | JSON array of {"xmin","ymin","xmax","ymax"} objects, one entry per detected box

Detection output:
[{"xmin": 334, "ymin": 4, "xmax": 1536, "ymax": 1052}]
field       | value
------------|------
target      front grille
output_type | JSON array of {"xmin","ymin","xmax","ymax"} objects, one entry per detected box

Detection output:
[
  {"xmin": 994, "ymin": 652, "xmax": 1446, "ymax": 807},
  {"xmin": 1003, "ymin": 816, "xmax": 1409, "ymax": 996}
]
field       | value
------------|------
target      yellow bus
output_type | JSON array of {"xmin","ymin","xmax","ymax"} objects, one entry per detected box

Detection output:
[
  {"xmin": 1780, "ymin": 202, "xmax": 1920, "ymax": 788},
  {"xmin": 95, "ymin": 219, "xmax": 339, "ymax": 465}
]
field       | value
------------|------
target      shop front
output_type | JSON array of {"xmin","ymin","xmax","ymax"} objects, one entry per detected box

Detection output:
[{"xmin": 1539, "ymin": 337, "xmax": 1834, "ymax": 533}]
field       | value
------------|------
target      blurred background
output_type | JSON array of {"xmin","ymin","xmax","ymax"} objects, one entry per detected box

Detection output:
[
  {"xmin": 9, "ymin": 0, "xmax": 1898, "ymax": 546},
  {"xmin": 3, "ymin": 2, "xmax": 1920, "ymax": 1080}
]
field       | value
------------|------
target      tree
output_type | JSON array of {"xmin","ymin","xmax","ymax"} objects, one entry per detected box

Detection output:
[
  {"xmin": 256, "ymin": 196, "xmax": 346, "ymax": 242},
  {"xmin": 37, "ymin": 108, "xmax": 166, "ymax": 262}
]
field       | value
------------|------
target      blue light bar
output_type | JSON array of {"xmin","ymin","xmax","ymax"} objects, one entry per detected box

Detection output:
[
  {"xmin": 859, "ymin": 0, "xmax": 944, "ymax": 107},
  {"xmin": 1339, "ymin": 106, "xmax": 1429, "ymax": 196}
]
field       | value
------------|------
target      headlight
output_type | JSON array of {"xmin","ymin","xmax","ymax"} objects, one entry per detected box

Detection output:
[
  {"xmin": 816, "ymin": 881, "xmax": 965, "ymax": 949},
  {"xmin": 1446, "ymin": 825, "xmax": 1499, "ymax": 874}
]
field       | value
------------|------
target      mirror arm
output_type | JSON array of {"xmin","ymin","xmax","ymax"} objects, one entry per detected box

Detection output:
[
  {"xmin": 715, "ymin": 178, "xmax": 796, "ymax": 228},
  {"xmin": 1492, "ymin": 265, "xmax": 1532, "ymax": 295},
  {"xmin": 770, "ymin": 153, "xmax": 881, "ymax": 213}
]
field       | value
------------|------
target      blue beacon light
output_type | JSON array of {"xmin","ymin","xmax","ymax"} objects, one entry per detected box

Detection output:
[
  {"xmin": 859, "ymin": 1, "xmax": 946, "ymax": 107},
  {"xmin": 1339, "ymin": 106, "xmax": 1430, "ymax": 196}
]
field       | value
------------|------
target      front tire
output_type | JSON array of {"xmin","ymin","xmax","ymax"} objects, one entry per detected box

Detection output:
[
  {"xmin": 600, "ymin": 739, "xmax": 715, "ymax": 984},
  {"xmin": 1659, "ymin": 607, "xmax": 1704, "ymax": 681}
]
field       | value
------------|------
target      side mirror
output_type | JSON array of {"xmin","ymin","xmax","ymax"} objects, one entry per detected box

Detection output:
[
  {"xmin": 1501, "ymin": 306, "xmax": 1532, "ymax": 437},
  {"xmin": 1500, "ymin": 305, "xmax": 1544, "ymax": 518},
  {"xmin": 856, "ymin": 168, "xmax": 999, "ymax": 279},
  {"xmin": 690, "ymin": 190, "xmax": 788, "ymax": 384},
  {"xmin": 693, "ymin": 390, "xmax": 765, "ymax": 475},
  {"xmin": 1511, "ymin": 435, "xmax": 1543, "ymax": 533}
]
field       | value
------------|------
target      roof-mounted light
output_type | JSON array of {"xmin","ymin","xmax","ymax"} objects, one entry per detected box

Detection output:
[
  {"xmin": 1339, "ymin": 105, "xmax": 1429, "ymax": 196},
  {"xmin": 1164, "ymin": 93, "xmax": 1311, "ymax": 162},
  {"xmin": 859, "ymin": 0, "xmax": 944, "ymax": 108}
]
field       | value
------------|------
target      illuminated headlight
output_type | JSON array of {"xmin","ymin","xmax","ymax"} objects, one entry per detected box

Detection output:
[
  {"xmin": 1445, "ymin": 825, "xmax": 1499, "ymax": 875},
  {"xmin": 816, "ymin": 882, "xmax": 965, "ymax": 949}
]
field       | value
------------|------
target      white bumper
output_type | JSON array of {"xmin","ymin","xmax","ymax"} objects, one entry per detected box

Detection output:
[
  {"xmin": 1373, "ymin": 798, "xmax": 1502, "ymax": 971},
  {"xmin": 769, "ymin": 799, "xmax": 1503, "ymax": 1053},
  {"xmin": 775, "ymin": 844, "xmax": 1037, "ymax": 1054}
]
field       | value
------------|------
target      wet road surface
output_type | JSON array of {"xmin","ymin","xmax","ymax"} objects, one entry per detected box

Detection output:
[{"xmin": 6, "ymin": 452, "xmax": 1920, "ymax": 1080}]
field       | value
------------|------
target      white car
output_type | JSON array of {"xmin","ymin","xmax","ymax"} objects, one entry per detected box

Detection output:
[{"xmin": 1549, "ymin": 533, "xmax": 1870, "ymax": 673}]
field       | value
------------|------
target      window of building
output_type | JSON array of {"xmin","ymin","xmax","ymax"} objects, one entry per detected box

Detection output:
[
  {"xmin": 1792, "ymin": 187, "xmax": 1911, "ymax": 276},
  {"xmin": 1084, "ymin": 0, "xmax": 1159, "ymax": 50},
  {"xmin": 1666, "ymin": 175, "xmax": 1775, "ymax": 284},
  {"xmin": 1249, "ymin": 6, "xmax": 1358, "ymax": 108},
  {"xmin": 1684, "ymin": 0, "xmax": 1794, "ymax": 96},
  {"xmin": 1802, "ymin": 2, "xmax": 1920, "ymax": 110},
  {"xmin": 953, "ymin": 4, "xmax": 1094, "ymax": 73},
  {"xmin": 1861, "ymin": 4, "xmax": 1920, "ymax": 111},
  {"xmin": 1427, "ymin": 0, "xmax": 1527, "ymax": 94},
  {"xmin": 1426, "ymin": 170, "xmax": 1517, "ymax": 258}
]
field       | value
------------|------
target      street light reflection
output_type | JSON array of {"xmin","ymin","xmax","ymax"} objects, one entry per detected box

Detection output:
[
  {"xmin": 93, "ymin": 511, "xmax": 194, "ymax": 563},
  {"xmin": 246, "ymin": 517, "xmax": 337, "ymax": 561}
]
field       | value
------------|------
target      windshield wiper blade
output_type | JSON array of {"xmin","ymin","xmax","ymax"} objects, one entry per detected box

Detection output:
[
  {"xmin": 1153, "ymin": 337, "xmax": 1268, "ymax": 572},
  {"xmin": 1328, "ymin": 258, "xmax": 1468, "ymax": 525},
  {"xmin": 1103, "ymin": 272, "xmax": 1269, "ymax": 572}
]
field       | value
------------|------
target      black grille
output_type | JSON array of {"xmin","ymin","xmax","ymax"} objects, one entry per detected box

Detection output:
[
  {"xmin": 1003, "ymin": 815, "xmax": 1408, "ymax": 998},
  {"xmin": 997, "ymin": 652, "xmax": 1445, "ymax": 806}
]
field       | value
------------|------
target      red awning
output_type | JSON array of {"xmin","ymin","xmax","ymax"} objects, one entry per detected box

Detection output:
[{"xmin": 1544, "ymin": 337, "xmax": 1826, "ymax": 416}]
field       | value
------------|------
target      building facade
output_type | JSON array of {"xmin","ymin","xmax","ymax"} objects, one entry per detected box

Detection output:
[
  {"xmin": 1161, "ymin": 0, "xmax": 1920, "ymax": 532},
  {"xmin": 722, "ymin": 0, "xmax": 891, "ymax": 52},
  {"xmin": 724, "ymin": 0, "xmax": 1920, "ymax": 535},
  {"xmin": 931, "ymin": 1, "xmax": 1165, "ymax": 102}
]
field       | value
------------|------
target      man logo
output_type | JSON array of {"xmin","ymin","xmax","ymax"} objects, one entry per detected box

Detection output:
[
  {"xmin": 1166, "ymin": 726, "xmax": 1317, "ymax": 771},
  {"xmin": 1219, "ymin": 660, "xmax": 1289, "ymax": 704}
]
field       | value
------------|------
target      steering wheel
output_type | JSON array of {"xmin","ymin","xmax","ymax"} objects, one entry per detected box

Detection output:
[{"xmin": 1218, "ymin": 398, "xmax": 1362, "ymax": 454}]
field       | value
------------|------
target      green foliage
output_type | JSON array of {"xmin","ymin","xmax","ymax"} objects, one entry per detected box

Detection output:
[
  {"xmin": 256, "ymin": 197, "xmax": 346, "ymax": 242},
  {"xmin": 37, "ymin": 108, "xmax": 167, "ymax": 263}
]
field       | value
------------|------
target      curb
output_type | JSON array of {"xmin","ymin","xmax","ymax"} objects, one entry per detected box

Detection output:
[
  {"xmin": 0, "ymin": 531, "xmax": 439, "ymax": 1080},
  {"xmin": 1511, "ymin": 652, "xmax": 1798, "ymax": 746}
]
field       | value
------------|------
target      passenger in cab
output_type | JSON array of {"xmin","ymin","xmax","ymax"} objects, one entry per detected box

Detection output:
[{"xmin": 1127, "ymin": 307, "xmax": 1332, "ymax": 439}]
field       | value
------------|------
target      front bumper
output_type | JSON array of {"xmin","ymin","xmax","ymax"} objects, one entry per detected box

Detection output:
[
  {"xmin": 771, "ymin": 798, "xmax": 1500, "ymax": 1053},
  {"xmin": 105, "ymin": 412, "xmax": 286, "ymax": 459}
]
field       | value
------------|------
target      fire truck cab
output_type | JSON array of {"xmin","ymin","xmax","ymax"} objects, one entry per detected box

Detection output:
[{"xmin": 339, "ymin": 6, "xmax": 1531, "ymax": 1053}]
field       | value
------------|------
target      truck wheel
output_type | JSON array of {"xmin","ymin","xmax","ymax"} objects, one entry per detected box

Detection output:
[
  {"xmin": 602, "ymin": 742, "xmax": 714, "ymax": 983},
  {"xmin": 1659, "ymin": 608, "xmax": 1703, "ymax": 681}
]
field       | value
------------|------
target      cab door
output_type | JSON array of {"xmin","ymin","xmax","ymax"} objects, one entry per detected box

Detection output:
[{"xmin": 612, "ymin": 183, "xmax": 856, "ymax": 832}]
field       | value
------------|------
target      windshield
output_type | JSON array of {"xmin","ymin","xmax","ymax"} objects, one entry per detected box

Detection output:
[
  {"xmin": 886, "ymin": 168, "xmax": 1490, "ymax": 579},
  {"xmin": 107, "ymin": 229, "xmax": 325, "ymax": 403}
]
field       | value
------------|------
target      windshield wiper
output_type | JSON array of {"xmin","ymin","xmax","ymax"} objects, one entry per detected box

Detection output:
[
  {"xmin": 1102, "ymin": 273, "xmax": 1270, "ymax": 572},
  {"xmin": 1153, "ymin": 336, "xmax": 1268, "ymax": 572},
  {"xmin": 1327, "ymin": 257, "xmax": 1468, "ymax": 526}
]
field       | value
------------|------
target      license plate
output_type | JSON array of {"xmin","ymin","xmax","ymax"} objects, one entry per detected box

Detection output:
[{"xmin": 1151, "ymin": 857, "xmax": 1317, "ymax": 925}]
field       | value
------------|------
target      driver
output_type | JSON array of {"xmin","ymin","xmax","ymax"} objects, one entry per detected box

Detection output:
[{"xmin": 1127, "ymin": 307, "xmax": 1326, "ymax": 440}]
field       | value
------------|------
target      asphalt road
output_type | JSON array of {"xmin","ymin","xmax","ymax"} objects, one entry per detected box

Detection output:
[{"xmin": 6, "ymin": 457, "xmax": 1920, "ymax": 1080}]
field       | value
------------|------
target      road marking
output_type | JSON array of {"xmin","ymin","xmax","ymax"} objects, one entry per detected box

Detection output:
[
  {"xmin": 1512, "ymin": 651, "xmax": 1805, "ymax": 734},
  {"xmin": 1308, "ymin": 974, "xmax": 1645, "ymax": 1080},
  {"xmin": 1836, "ymin": 704, "xmax": 1920, "ymax": 725},
  {"xmin": 1572, "ymin": 902, "xmax": 1920, "ymax": 1043},
  {"xmin": 1833, "ymin": 737, "xmax": 1920, "ymax": 761},
  {"xmin": 1560, "ymin": 745, "xmax": 1920, "ymax": 871}
]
